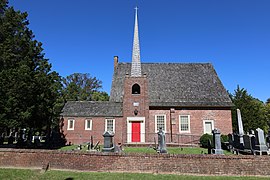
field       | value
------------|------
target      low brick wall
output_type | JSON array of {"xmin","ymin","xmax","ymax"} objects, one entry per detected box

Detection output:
[{"xmin": 0, "ymin": 149, "xmax": 269, "ymax": 176}]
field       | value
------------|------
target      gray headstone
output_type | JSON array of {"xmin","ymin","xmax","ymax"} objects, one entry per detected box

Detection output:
[
  {"xmin": 157, "ymin": 128, "xmax": 167, "ymax": 153},
  {"xmin": 21, "ymin": 128, "xmax": 26, "ymax": 140},
  {"xmin": 102, "ymin": 131, "xmax": 115, "ymax": 152},
  {"xmin": 212, "ymin": 128, "xmax": 224, "ymax": 155},
  {"xmin": 228, "ymin": 134, "xmax": 234, "ymax": 151},
  {"xmin": 114, "ymin": 143, "xmax": 123, "ymax": 153},
  {"xmin": 228, "ymin": 134, "xmax": 233, "ymax": 145},
  {"xmin": 14, "ymin": 132, "xmax": 18, "ymax": 141},
  {"xmin": 251, "ymin": 136, "xmax": 257, "ymax": 150},
  {"xmin": 233, "ymin": 133, "xmax": 240, "ymax": 149},
  {"xmin": 243, "ymin": 134, "xmax": 253, "ymax": 150},
  {"xmin": 27, "ymin": 128, "xmax": 33, "ymax": 141},
  {"xmin": 255, "ymin": 128, "xmax": 268, "ymax": 151},
  {"xmin": 33, "ymin": 136, "xmax": 41, "ymax": 147},
  {"xmin": 8, "ymin": 135, "xmax": 14, "ymax": 145}
]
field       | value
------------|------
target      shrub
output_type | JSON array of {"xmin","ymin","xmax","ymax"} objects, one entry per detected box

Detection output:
[
  {"xmin": 221, "ymin": 134, "xmax": 229, "ymax": 143},
  {"xmin": 199, "ymin": 134, "xmax": 213, "ymax": 148}
]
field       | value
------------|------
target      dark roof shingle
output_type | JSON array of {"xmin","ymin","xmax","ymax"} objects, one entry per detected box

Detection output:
[
  {"xmin": 61, "ymin": 101, "xmax": 122, "ymax": 117},
  {"xmin": 110, "ymin": 63, "xmax": 233, "ymax": 107}
]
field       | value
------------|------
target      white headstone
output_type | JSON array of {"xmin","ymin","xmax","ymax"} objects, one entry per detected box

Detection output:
[{"xmin": 237, "ymin": 109, "xmax": 244, "ymax": 145}]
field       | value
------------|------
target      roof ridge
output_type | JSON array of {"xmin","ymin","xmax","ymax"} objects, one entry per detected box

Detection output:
[
  {"xmin": 66, "ymin": 101, "xmax": 121, "ymax": 104},
  {"xmin": 118, "ymin": 62, "xmax": 212, "ymax": 65}
]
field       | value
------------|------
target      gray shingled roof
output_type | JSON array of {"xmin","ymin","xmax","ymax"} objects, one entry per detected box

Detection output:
[
  {"xmin": 110, "ymin": 63, "xmax": 233, "ymax": 107},
  {"xmin": 61, "ymin": 101, "xmax": 122, "ymax": 117}
]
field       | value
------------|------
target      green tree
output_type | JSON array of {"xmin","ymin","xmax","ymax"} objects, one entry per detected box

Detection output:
[
  {"xmin": 91, "ymin": 91, "xmax": 109, "ymax": 101},
  {"xmin": 266, "ymin": 101, "xmax": 270, "ymax": 128},
  {"xmin": 0, "ymin": 1, "xmax": 62, "ymax": 132},
  {"xmin": 231, "ymin": 86, "xmax": 268, "ymax": 133},
  {"xmin": 266, "ymin": 98, "xmax": 270, "ymax": 105},
  {"xmin": 62, "ymin": 73, "xmax": 109, "ymax": 101}
]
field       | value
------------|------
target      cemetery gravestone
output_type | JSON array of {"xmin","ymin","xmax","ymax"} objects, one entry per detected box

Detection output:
[
  {"xmin": 212, "ymin": 128, "xmax": 224, "ymax": 155},
  {"xmin": 232, "ymin": 133, "xmax": 240, "ymax": 149},
  {"xmin": 17, "ymin": 128, "xmax": 27, "ymax": 147},
  {"xmin": 250, "ymin": 130, "xmax": 255, "ymax": 135},
  {"xmin": 27, "ymin": 128, "xmax": 33, "ymax": 143},
  {"xmin": 0, "ymin": 134, "xmax": 3, "ymax": 145},
  {"xmin": 21, "ymin": 128, "xmax": 26, "ymax": 141},
  {"xmin": 251, "ymin": 136, "xmax": 257, "ymax": 151},
  {"xmin": 243, "ymin": 134, "xmax": 253, "ymax": 152},
  {"xmin": 14, "ymin": 132, "xmax": 18, "ymax": 142},
  {"xmin": 237, "ymin": 109, "xmax": 244, "ymax": 149},
  {"xmin": 157, "ymin": 128, "xmax": 167, "ymax": 153},
  {"xmin": 8, "ymin": 134, "xmax": 14, "ymax": 145},
  {"xmin": 114, "ymin": 143, "xmax": 123, "ymax": 153},
  {"xmin": 255, "ymin": 128, "xmax": 268, "ymax": 152},
  {"xmin": 102, "ymin": 131, "xmax": 115, "ymax": 152},
  {"xmin": 33, "ymin": 136, "xmax": 41, "ymax": 147},
  {"xmin": 228, "ymin": 134, "xmax": 234, "ymax": 151}
]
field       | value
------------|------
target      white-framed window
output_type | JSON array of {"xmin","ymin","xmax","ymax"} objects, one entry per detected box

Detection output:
[
  {"xmin": 67, "ymin": 119, "xmax": 75, "ymax": 130},
  {"xmin": 85, "ymin": 119, "xmax": 92, "ymax": 130},
  {"xmin": 203, "ymin": 120, "xmax": 214, "ymax": 134},
  {"xmin": 155, "ymin": 115, "xmax": 166, "ymax": 132},
  {"xmin": 105, "ymin": 119, "xmax": 115, "ymax": 132},
  {"xmin": 179, "ymin": 115, "xmax": 190, "ymax": 133}
]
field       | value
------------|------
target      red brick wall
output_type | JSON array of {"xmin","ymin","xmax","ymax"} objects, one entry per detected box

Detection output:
[
  {"xmin": 149, "ymin": 109, "xmax": 232, "ymax": 143},
  {"xmin": 0, "ymin": 149, "xmax": 269, "ymax": 176},
  {"xmin": 62, "ymin": 108, "xmax": 232, "ymax": 145},
  {"xmin": 123, "ymin": 76, "xmax": 149, "ymax": 118},
  {"xmin": 62, "ymin": 117, "xmax": 123, "ymax": 145},
  {"xmin": 122, "ymin": 76, "xmax": 149, "ymax": 142}
]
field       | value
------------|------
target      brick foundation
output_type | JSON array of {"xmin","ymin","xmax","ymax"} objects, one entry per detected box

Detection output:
[{"xmin": 0, "ymin": 149, "xmax": 269, "ymax": 176}]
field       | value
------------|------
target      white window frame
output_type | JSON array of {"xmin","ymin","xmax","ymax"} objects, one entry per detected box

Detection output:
[
  {"xmin": 67, "ymin": 119, "xmax": 75, "ymax": 130},
  {"xmin": 105, "ymin": 119, "xmax": 115, "ymax": 133},
  {"xmin": 179, "ymin": 115, "xmax": 190, "ymax": 133},
  {"xmin": 203, "ymin": 120, "xmax": 214, "ymax": 134},
  {"xmin": 155, "ymin": 115, "xmax": 166, "ymax": 133},
  {"xmin": 85, "ymin": 119, "xmax": 92, "ymax": 130}
]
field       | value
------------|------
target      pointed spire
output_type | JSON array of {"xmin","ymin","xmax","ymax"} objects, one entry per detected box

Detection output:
[{"xmin": 131, "ymin": 6, "xmax": 142, "ymax": 77}]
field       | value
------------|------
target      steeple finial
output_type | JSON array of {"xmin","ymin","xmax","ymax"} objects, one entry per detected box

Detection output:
[{"xmin": 131, "ymin": 6, "xmax": 142, "ymax": 77}]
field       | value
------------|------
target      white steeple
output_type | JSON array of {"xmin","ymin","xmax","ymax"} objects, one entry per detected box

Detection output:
[{"xmin": 131, "ymin": 7, "xmax": 142, "ymax": 77}]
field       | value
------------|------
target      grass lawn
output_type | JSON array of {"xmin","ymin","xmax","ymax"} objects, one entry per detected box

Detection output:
[
  {"xmin": 59, "ymin": 145, "xmax": 233, "ymax": 155},
  {"xmin": 0, "ymin": 168, "xmax": 268, "ymax": 180}
]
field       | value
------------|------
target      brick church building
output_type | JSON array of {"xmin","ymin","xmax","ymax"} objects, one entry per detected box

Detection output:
[{"xmin": 61, "ymin": 8, "xmax": 233, "ymax": 145}]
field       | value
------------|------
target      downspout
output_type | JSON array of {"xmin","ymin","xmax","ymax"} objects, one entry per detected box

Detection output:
[{"xmin": 170, "ymin": 108, "xmax": 175, "ymax": 142}]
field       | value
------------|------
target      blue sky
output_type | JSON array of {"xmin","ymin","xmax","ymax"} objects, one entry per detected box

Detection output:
[{"xmin": 9, "ymin": 0, "xmax": 270, "ymax": 102}]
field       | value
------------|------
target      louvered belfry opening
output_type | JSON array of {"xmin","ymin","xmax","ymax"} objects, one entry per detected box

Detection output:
[{"xmin": 132, "ymin": 83, "xmax": 141, "ymax": 94}]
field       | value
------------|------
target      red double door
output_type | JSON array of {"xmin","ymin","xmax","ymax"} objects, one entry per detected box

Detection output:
[{"xmin": 131, "ymin": 122, "xmax": 141, "ymax": 142}]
